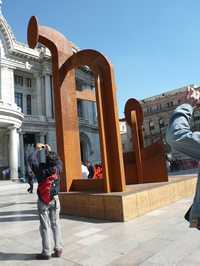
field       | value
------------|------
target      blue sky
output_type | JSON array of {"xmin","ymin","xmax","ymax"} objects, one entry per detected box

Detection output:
[{"xmin": 4, "ymin": 0, "xmax": 200, "ymax": 116}]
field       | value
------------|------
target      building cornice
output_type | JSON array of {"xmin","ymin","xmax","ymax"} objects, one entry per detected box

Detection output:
[
  {"xmin": 0, "ymin": 14, "xmax": 95, "ymax": 78},
  {"xmin": 0, "ymin": 15, "xmax": 45, "ymax": 61}
]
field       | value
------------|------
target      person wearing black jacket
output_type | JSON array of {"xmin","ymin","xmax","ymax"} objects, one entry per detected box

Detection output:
[
  {"xmin": 28, "ymin": 143, "xmax": 63, "ymax": 260},
  {"xmin": 86, "ymin": 161, "xmax": 94, "ymax": 179}
]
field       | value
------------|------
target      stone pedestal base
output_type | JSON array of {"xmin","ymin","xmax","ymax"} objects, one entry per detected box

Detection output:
[{"xmin": 59, "ymin": 175, "xmax": 197, "ymax": 222}]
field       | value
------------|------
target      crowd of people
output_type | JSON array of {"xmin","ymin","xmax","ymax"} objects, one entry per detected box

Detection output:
[
  {"xmin": 27, "ymin": 160, "xmax": 102, "ymax": 198},
  {"xmin": 82, "ymin": 161, "xmax": 103, "ymax": 179},
  {"xmin": 166, "ymin": 156, "xmax": 199, "ymax": 172}
]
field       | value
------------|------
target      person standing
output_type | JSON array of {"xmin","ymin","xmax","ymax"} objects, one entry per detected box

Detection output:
[
  {"xmin": 81, "ymin": 162, "xmax": 89, "ymax": 179},
  {"xmin": 86, "ymin": 161, "xmax": 94, "ymax": 179},
  {"xmin": 28, "ymin": 143, "xmax": 63, "ymax": 260},
  {"xmin": 166, "ymin": 87, "xmax": 200, "ymax": 229},
  {"xmin": 93, "ymin": 164, "xmax": 103, "ymax": 179},
  {"xmin": 27, "ymin": 168, "xmax": 34, "ymax": 193}
]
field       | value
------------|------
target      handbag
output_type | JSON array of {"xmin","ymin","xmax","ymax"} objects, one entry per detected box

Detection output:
[{"xmin": 37, "ymin": 174, "xmax": 58, "ymax": 205}]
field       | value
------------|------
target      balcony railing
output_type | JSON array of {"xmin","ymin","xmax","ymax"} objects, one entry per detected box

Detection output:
[
  {"xmin": 24, "ymin": 114, "xmax": 98, "ymax": 129},
  {"xmin": 143, "ymin": 105, "xmax": 178, "ymax": 117},
  {"xmin": 24, "ymin": 115, "xmax": 47, "ymax": 123}
]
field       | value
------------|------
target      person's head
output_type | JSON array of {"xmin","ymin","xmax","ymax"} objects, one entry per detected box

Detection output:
[
  {"xmin": 94, "ymin": 164, "xmax": 98, "ymax": 169},
  {"xmin": 86, "ymin": 161, "xmax": 91, "ymax": 167},
  {"xmin": 46, "ymin": 151, "xmax": 59, "ymax": 167}
]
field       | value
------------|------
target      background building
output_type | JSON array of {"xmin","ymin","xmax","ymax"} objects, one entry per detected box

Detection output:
[
  {"xmin": 120, "ymin": 85, "xmax": 200, "ymax": 170},
  {"xmin": 0, "ymin": 7, "xmax": 100, "ymax": 180},
  {"xmin": 119, "ymin": 118, "xmax": 132, "ymax": 152}
]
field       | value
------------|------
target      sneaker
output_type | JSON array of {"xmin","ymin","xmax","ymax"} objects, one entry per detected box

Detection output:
[
  {"xmin": 52, "ymin": 248, "xmax": 63, "ymax": 257},
  {"xmin": 36, "ymin": 253, "xmax": 51, "ymax": 260}
]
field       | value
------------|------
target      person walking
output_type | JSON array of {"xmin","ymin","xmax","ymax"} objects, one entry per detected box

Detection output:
[
  {"xmin": 166, "ymin": 87, "xmax": 200, "ymax": 229},
  {"xmin": 27, "ymin": 168, "xmax": 34, "ymax": 193},
  {"xmin": 28, "ymin": 143, "xmax": 63, "ymax": 260}
]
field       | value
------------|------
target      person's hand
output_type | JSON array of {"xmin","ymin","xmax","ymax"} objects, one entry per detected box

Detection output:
[
  {"xmin": 36, "ymin": 143, "xmax": 45, "ymax": 151},
  {"xmin": 185, "ymin": 87, "xmax": 200, "ymax": 107},
  {"xmin": 45, "ymin": 144, "xmax": 51, "ymax": 152}
]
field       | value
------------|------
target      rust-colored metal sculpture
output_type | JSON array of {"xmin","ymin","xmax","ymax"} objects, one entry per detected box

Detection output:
[
  {"xmin": 27, "ymin": 16, "xmax": 126, "ymax": 192},
  {"xmin": 124, "ymin": 98, "xmax": 168, "ymax": 184}
]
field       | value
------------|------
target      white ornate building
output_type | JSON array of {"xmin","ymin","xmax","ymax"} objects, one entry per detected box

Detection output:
[{"xmin": 0, "ymin": 5, "xmax": 100, "ymax": 180}]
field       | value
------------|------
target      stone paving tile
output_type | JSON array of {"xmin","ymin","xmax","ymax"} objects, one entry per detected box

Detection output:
[
  {"xmin": 140, "ymin": 230, "xmax": 200, "ymax": 265},
  {"xmin": 77, "ymin": 233, "xmax": 108, "ymax": 246},
  {"xmin": 75, "ymin": 227, "xmax": 103, "ymax": 237},
  {"xmin": 109, "ymin": 237, "xmax": 173, "ymax": 265},
  {"xmin": 175, "ymin": 244, "xmax": 200, "ymax": 266},
  {"xmin": 63, "ymin": 249, "xmax": 91, "ymax": 265},
  {"xmin": 81, "ymin": 250, "xmax": 121, "ymax": 266},
  {"xmin": 0, "ymin": 258, "xmax": 82, "ymax": 266},
  {"xmin": 139, "ymin": 262, "xmax": 165, "ymax": 266},
  {"xmin": 0, "ymin": 181, "xmax": 198, "ymax": 266}
]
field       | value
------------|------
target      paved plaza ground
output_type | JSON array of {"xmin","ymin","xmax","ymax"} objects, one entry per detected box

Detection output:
[{"xmin": 1, "ymin": 181, "xmax": 200, "ymax": 265}]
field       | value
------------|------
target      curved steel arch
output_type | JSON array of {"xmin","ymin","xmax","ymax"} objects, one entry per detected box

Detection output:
[
  {"xmin": 27, "ymin": 16, "xmax": 126, "ymax": 192},
  {"xmin": 28, "ymin": 16, "xmax": 82, "ymax": 191},
  {"xmin": 60, "ymin": 49, "xmax": 126, "ymax": 192}
]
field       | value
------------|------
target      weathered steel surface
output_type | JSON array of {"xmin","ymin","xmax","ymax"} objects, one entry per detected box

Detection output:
[
  {"xmin": 124, "ymin": 98, "xmax": 168, "ymax": 184},
  {"xmin": 28, "ymin": 16, "xmax": 82, "ymax": 192},
  {"xmin": 27, "ymin": 16, "xmax": 126, "ymax": 192}
]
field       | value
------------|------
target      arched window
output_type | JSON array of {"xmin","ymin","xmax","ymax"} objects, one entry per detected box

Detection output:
[{"xmin": 27, "ymin": 95, "xmax": 32, "ymax": 115}]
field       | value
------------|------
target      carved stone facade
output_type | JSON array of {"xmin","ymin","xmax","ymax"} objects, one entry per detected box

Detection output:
[{"xmin": 0, "ymin": 11, "xmax": 100, "ymax": 179}]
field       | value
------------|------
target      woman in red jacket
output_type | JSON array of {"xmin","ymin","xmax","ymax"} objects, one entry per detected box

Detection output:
[{"xmin": 93, "ymin": 164, "xmax": 103, "ymax": 179}]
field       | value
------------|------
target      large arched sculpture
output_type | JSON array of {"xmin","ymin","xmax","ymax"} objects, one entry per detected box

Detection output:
[
  {"xmin": 27, "ymin": 16, "xmax": 126, "ymax": 192},
  {"xmin": 124, "ymin": 98, "xmax": 168, "ymax": 184}
]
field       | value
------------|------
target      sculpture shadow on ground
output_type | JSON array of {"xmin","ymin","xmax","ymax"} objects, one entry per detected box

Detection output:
[
  {"xmin": 0, "ymin": 201, "xmax": 36, "ymax": 208},
  {"xmin": 0, "ymin": 209, "xmax": 38, "ymax": 222},
  {"xmin": 0, "ymin": 209, "xmax": 37, "ymax": 216},
  {"xmin": 0, "ymin": 252, "xmax": 36, "ymax": 261},
  {"xmin": 0, "ymin": 192, "xmax": 31, "ymax": 198}
]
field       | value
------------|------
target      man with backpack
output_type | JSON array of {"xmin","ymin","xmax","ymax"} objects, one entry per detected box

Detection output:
[{"xmin": 28, "ymin": 143, "xmax": 63, "ymax": 260}]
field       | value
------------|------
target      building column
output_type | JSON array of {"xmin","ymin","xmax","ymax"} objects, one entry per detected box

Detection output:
[
  {"xmin": 39, "ymin": 132, "xmax": 46, "ymax": 162},
  {"xmin": 46, "ymin": 130, "xmax": 57, "ymax": 152},
  {"xmin": 19, "ymin": 130, "xmax": 25, "ymax": 179},
  {"xmin": 45, "ymin": 74, "xmax": 53, "ymax": 118},
  {"xmin": 9, "ymin": 126, "xmax": 19, "ymax": 181},
  {"xmin": 35, "ymin": 73, "xmax": 43, "ymax": 115}
]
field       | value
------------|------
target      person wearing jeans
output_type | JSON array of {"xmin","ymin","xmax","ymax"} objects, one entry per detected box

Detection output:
[
  {"xmin": 166, "ymin": 87, "xmax": 200, "ymax": 229},
  {"xmin": 28, "ymin": 143, "xmax": 63, "ymax": 260},
  {"xmin": 37, "ymin": 195, "xmax": 63, "ymax": 258}
]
